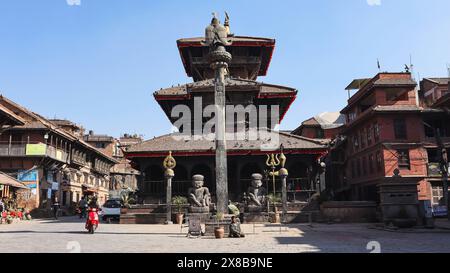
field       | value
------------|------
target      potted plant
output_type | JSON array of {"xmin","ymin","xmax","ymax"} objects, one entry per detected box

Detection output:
[
  {"xmin": 120, "ymin": 194, "xmax": 135, "ymax": 214},
  {"xmin": 267, "ymin": 193, "xmax": 282, "ymax": 223},
  {"xmin": 172, "ymin": 196, "xmax": 188, "ymax": 224},
  {"xmin": 214, "ymin": 212, "xmax": 225, "ymax": 239}
]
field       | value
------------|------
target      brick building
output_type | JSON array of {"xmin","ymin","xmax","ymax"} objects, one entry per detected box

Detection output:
[
  {"xmin": 0, "ymin": 95, "xmax": 117, "ymax": 213},
  {"xmin": 326, "ymin": 72, "xmax": 449, "ymax": 210},
  {"xmin": 292, "ymin": 112, "xmax": 344, "ymax": 139},
  {"xmin": 84, "ymin": 132, "xmax": 141, "ymax": 197}
]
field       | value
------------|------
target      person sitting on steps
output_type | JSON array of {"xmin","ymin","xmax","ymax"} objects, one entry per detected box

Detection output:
[{"xmin": 229, "ymin": 216, "xmax": 245, "ymax": 238}]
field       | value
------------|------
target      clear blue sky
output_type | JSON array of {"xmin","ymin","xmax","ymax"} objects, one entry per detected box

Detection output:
[{"xmin": 1, "ymin": 0, "xmax": 450, "ymax": 139}]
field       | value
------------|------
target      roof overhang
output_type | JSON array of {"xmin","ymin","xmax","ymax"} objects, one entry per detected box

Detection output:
[
  {"xmin": 0, "ymin": 104, "xmax": 26, "ymax": 126},
  {"xmin": 177, "ymin": 36, "xmax": 275, "ymax": 80}
]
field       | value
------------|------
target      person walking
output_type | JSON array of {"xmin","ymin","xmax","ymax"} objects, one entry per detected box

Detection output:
[{"xmin": 52, "ymin": 197, "xmax": 61, "ymax": 220}]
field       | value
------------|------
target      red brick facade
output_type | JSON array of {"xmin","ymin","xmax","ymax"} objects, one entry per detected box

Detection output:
[{"xmin": 334, "ymin": 72, "xmax": 449, "ymax": 203}]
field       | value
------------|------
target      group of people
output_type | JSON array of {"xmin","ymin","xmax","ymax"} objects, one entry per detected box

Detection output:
[
  {"xmin": 77, "ymin": 196, "xmax": 99, "ymax": 219},
  {"xmin": 50, "ymin": 196, "xmax": 99, "ymax": 220}
]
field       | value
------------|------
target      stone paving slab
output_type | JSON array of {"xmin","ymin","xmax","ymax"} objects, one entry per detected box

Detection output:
[{"xmin": 1, "ymin": 217, "xmax": 450, "ymax": 253}]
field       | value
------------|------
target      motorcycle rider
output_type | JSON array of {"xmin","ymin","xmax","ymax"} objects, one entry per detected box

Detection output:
[
  {"xmin": 78, "ymin": 197, "xmax": 88, "ymax": 219},
  {"xmin": 88, "ymin": 196, "xmax": 99, "ymax": 209},
  {"xmin": 85, "ymin": 196, "xmax": 100, "ymax": 232}
]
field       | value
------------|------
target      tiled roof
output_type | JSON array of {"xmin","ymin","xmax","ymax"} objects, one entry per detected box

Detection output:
[
  {"xmin": 84, "ymin": 135, "xmax": 114, "ymax": 142},
  {"xmin": 424, "ymin": 78, "xmax": 450, "ymax": 85},
  {"xmin": 373, "ymin": 78, "xmax": 417, "ymax": 86},
  {"xmin": 177, "ymin": 36, "xmax": 275, "ymax": 45},
  {"xmin": 154, "ymin": 78, "xmax": 296, "ymax": 96},
  {"xmin": 0, "ymin": 95, "xmax": 117, "ymax": 164},
  {"xmin": 292, "ymin": 112, "xmax": 345, "ymax": 135},
  {"xmin": 0, "ymin": 104, "xmax": 25, "ymax": 125},
  {"xmin": 0, "ymin": 172, "xmax": 28, "ymax": 189},
  {"xmin": 111, "ymin": 159, "xmax": 140, "ymax": 175},
  {"xmin": 432, "ymin": 92, "xmax": 450, "ymax": 108},
  {"xmin": 373, "ymin": 105, "xmax": 422, "ymax": 112},
  {"xmin": 127, "ymin": 129, "xmax": 328, "ymax": 154},
  {"xmin": 313, "ymin": 112, "xmax": 345, "ymax": 129}
]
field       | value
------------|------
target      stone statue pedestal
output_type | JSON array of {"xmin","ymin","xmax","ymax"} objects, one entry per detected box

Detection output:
[
  {"xmin": 189, "ymin": 206, "xmax": 210, "ymax": 213},
  {"xmin": 186, "ymin": 213, "xmax": 211, "ymax": 224},
  {"xmin": 243, "ymin": 212, "xmax": 269, "ymax": 223},
  {"xmin": 246, "ymin": 206, "xmax": 264, "ymax": 213}
]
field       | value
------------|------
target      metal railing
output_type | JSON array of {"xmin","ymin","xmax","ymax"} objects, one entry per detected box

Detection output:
[
  {"xmin": 141, "ymin": 177, "xmax": 318, "ymax": 204},
  {"xmin": 143, "ymin": 180, "xmax": 192, "ymax": 198}
]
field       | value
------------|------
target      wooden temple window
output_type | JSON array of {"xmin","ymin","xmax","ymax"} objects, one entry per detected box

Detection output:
[
  {"xmin": 374, "ymin": 123, "xmax": 380, "ymax": 142},
  {"xmin": 369, "ymin": 154, "xmax": 375, "ymax": 174},
  {"xmin": 367, "ymin": 126, "xmax": 372, "ymax": 146},
  {"xmin": 397, "ymin": 149, "xmax": 411, "ymax": 170},
  {"xmin": 394, "ymin": 119, "xmax": 407, "ymax": 139},
  {"xmin": 376, "ymin": 151, "xmax": 383, "ymax": 172}
]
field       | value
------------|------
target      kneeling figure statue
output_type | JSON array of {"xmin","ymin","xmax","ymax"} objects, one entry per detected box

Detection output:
[
  {"xmin": 188, "ymin": 174, "xmax": 211, "ymax": 213},
  {"xmin": 247, "ymin": 173, "xmax": 267, "ymax": 211}
]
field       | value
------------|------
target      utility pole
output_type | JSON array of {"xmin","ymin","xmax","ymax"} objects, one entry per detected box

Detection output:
[
  {"xmin": 436, "ymin": 128, "xmax": 449, "ymax": 220},
  {"xmin": 204, "ymin": 14, "xmax": 232, "ymax": 215}
]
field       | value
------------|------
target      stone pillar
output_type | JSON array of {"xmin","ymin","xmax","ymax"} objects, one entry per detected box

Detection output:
[
  {"xmin": 163, "ymin": 152, "xmax": 176, "ymax": 225},
  {"xmin": 279, "ymin": 168, "xmax": 288, "ymax": 222},
  {"xmin": 209, "ymin": 46, "xmax": 232, "ymax": 215},
  {"xmin": 165, "ymin": 171, "xmax": 173, "ymax": 224}
]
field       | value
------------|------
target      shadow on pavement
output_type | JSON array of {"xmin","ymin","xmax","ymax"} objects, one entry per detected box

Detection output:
[{"xmin": 0, "ymin": 230, "xmax": 185, "ymax": 236}]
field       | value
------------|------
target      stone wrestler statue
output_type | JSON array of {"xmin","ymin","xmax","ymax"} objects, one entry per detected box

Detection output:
[
  {"xmin": 247, "ymin": 173, "xmax": 267, "ymax": 207},
  {"xmin": 188, "ymin": 175, "xmax": 211, "ymax": 210}
]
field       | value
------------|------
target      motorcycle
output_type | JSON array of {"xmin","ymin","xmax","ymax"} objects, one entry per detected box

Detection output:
[{"xmin": 85, "ymin": 208, "xmax": 100, "ymax": 234}]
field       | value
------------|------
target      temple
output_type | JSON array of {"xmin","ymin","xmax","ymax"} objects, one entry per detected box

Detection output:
[{"xmin": 125, "ymin": 17, "xmax": 329, "ymax": 218}]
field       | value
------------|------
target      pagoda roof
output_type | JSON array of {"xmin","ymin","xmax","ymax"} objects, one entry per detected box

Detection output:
[
  {"xmin": 154, "ymin": 78, "xmax": 296, "ymax": 98},
  {"xmin": 177, "ymin": 36, "xmax": 275, "ymax": 80},
  {"xmin": 125, "ymin": 129, "xmax": 329, "ymax": 158}
]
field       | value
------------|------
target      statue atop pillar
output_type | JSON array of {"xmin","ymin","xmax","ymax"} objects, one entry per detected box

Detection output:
[
  {"xmin": 188, "ymin": 174, "xmax": 211, "ymax": 213},
  {"xmin": 204, "ymin": 13, "xmax": 232, "ymax": 49},
  {"xmin": 247, "ymin": 173, "xmax": 267, "ymax": 210}
]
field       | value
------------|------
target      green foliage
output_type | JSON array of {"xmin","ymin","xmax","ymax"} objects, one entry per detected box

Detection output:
[
  {"xmin": 215, "ymin": 212, "xmax": 224, "ymax": 222},
  {"xmin": 121, "ymin": 194, "xmax": 135, "ymax": 208},
  {"xmin": 171, "ymin": 196, "xmax": 188, "ymax": 214},
  {"xmin": 266, "ymin": 193, "xmax": 282, "ymax": 204}
]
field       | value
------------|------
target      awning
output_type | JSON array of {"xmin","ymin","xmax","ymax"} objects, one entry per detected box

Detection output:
[
  {"xmin": 0, "ymin": 172, "xmax": 28, "ymax": 189},
  {"xmin": 345, "ymin": 78, "xmax": 371, "ymax": 90}
]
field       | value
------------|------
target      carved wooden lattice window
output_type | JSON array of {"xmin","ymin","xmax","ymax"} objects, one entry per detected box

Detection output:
[
  {"xmin": 376, "ymin": 151, "xmax": 383, "ymax": 172},
  {"xmin": 397, "ymin": 149, "xmax": 411, "ymax": 170}
]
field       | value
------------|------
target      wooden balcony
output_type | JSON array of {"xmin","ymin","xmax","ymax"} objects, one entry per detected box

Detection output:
[{"xmin": 0, "ymin": 142, "xmax": 69, "ymax": 163}]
